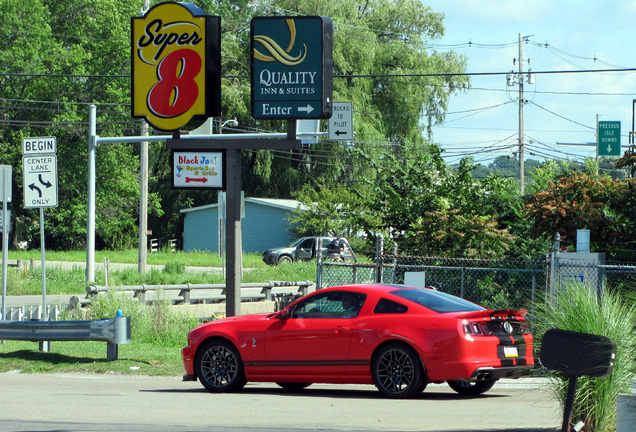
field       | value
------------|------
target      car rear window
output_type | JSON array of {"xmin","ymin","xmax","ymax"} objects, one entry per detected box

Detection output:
[{"xmin": 390, "ymin": 288, "xmax": 486, "ymax": 313}]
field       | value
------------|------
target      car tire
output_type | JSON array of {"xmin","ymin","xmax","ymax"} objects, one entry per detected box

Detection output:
[
  {"xmin": 276, "ymin": 382, "xmax": 311, "ymax": 391},
  {"xmin": 195, "ymin": 339, "xmax": 247, "ymax": 393},
  {"xmin": 372, "ymin": 343, "xmax": 427, "ymax": 398},
  {"xmin": 277, "ymin": 255, "xmax": 293, "ymax": 264},
  {"xmin": 447, "ymin": 379, "xmax": 498, "ymax": 395}
]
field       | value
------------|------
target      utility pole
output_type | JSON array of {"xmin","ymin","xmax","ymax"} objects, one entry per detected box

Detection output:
[{"xmin": 518, "ymin": 33, "xmax": 525, "ymax": 195}]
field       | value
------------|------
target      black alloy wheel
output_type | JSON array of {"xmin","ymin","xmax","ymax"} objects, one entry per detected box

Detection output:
[
  {"xmin": 447, "ymin": 379, "xmax": 498, "ymax": 395},
  {"xmin": 196, "ymin": 340, "xmax": 247, "ymax": 392},
  {"xmin": 372, "ymin": 343, "xmax": 427, "ymax": 398}
]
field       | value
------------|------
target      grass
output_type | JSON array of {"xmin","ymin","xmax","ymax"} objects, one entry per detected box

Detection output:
[
  {"xmin": 0, "ymin": 249, "xmax": 318, "ymax": 375},
  {"xmin": 2, "ymin": 249, "xmax": 317, "ymax": 295},
  {"xmin": 7, "ymin": 249, "xmax": 266, "ymax": 268}
]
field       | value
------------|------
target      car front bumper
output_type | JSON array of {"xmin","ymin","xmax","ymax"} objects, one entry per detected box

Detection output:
[
  {"xmin": 182, "ymin": 345, "xmax": 195, "ymax": 377},
  {"xmin": 262, "ymin": 254, "xmax": 277, "ymax": 265}
]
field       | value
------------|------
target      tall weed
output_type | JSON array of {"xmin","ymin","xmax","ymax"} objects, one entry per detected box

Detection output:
[
  {"xmin": 534, "ymin": 283, "xmax": 636, "ymax": 432},
  {"xmin": 80, "ymin": 289, "xmax": 199, "ymax": 348}
]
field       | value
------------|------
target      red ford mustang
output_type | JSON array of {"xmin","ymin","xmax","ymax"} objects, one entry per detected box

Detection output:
[{"xmin": 182, "ymin": 283, "xmax": 534, "ymax": 398}]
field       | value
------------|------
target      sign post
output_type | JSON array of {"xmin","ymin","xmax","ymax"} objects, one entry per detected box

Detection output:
[
  {"xmin": 1, "ymin": 165, "xmax": 11, "ymax": 321},
  {"xmin": 597, "ymin": 121, "xmax": 621, "ymax": 157},
  {"xmin": 22, "ymin": 137, "xmax": 58, "ymax": 336}
]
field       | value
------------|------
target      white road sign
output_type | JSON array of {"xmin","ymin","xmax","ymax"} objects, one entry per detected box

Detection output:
[
  {"xmin": 0, "ymin": 165, "xmax": 11, "ymax": 202},
  {"xmin": 22, "ymin": 136, "xmax": 57, "ymax": 155},
  {"xmin": 329, "ymin": 101, "xmax": 353, "ymax": 141},
  {"xmin": 23, "ymin": 155, "xmax": 58, "ymax": 208}
]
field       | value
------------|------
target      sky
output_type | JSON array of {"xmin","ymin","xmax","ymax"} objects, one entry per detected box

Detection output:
[{"xmin": 422, "ymin": 0, "xmax": 636, "ymax": 166}]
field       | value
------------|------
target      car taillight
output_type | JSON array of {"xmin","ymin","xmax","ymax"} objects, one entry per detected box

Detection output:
[{"xmin": 462, "ymin": 320, "xmax": 492, "ymax": 336}]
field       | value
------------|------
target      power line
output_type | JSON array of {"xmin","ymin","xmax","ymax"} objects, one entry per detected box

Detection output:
[{"xmin": 1, "ymin": 67, "xmax": 635, "ymax": 81}]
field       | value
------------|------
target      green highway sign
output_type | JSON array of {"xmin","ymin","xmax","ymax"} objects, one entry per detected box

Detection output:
[
  {"xmin": 597, "ymin": 121, "xmax": 621, "ymax": 156},
  {"xmin": 251, "ymin": 16, "xmax": 333, "ymax": 120}
]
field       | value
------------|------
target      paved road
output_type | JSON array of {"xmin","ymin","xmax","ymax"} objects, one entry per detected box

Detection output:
[{"xmin": 0, "ymin": 372, "xmax": 560, "ymax": 432}]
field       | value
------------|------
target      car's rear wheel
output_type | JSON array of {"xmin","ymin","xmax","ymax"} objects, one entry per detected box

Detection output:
[
  {"xmin": 277, "ymin": 255, "xmax": 293, "ymax": 264},
  {"xmin": 196, "ymin": 340, "xmax": 246, "ymax": 393},
  {"xmin": 276, "ymin": 382, "xmax": 311, "ymax": 391},
  {"xmin": 372, "ymin": 343, "xmax": 427, "ymax": 398},
  {"xmin": 447, "ymin": 379, "xmax": 498, "ymax": 395}
]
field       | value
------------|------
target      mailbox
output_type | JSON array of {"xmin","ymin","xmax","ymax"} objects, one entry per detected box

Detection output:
[{"xmin": 540, "ymin": 328, "xmax": 616, "ymax": 378}]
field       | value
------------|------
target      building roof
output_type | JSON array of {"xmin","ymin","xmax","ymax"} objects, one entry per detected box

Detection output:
[{"xmin": 180, "ymin": 198, "xmax": 307, "ymax": 214}]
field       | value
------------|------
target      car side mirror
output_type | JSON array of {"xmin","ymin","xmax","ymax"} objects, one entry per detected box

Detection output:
[{"xmin": 279, "ymin": 309, "xmax": 291, "ymax": 319}]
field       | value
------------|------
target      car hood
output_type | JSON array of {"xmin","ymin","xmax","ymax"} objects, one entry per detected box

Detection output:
[{"xmin": 263, "ymin": 246, "xmax": 294, "ymax": 253}]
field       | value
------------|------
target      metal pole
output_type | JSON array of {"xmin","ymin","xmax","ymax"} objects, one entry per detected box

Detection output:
[
  {"xmin": 1, "ymin": 166, "xmax": 9, "ymax": 321},
  {"xmin": 39, "ymin": 207, "xmax": 50, "ymax": 352},
  {"xmin": 138, "ymin": 120, "xmax": 149, "ymax": 273},
  {"xmin": 87, "ymin": 105, "xmax": 96, "ymax": 283},
  {"xmin": 138, "ymin": 0, "xmax": 150, "ymax": 273},
  {"xmin": 40, "ymin": 207, "xmax": 47, "ymax": 320},
  {"xmin": 225, "ymin": 149, "xmax": 242, "ymax": 317}
]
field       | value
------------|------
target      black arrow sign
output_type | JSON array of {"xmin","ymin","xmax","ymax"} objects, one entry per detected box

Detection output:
[
  {"xmin": 29, "ymin": 183, "xmax": 43, "ymax": 198},
  {"xmin": 335, "ymin": 130, "xmax": 347, "ymax": 136},
  {"xmin": 38, "ymin": 174, "xmax": 52, "ymax": 188}
]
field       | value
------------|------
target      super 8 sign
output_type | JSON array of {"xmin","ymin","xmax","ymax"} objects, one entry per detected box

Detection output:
[{"xmin": 132, "ymin": 2, "xmax": 221, "ymax": 131}]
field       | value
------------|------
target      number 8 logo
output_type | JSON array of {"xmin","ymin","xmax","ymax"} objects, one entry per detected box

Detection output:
[{"xmin": 148, "ymin": 49, "xmax": 202, "ymax": 118}]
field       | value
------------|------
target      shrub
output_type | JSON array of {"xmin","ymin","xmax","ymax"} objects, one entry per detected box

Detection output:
[{"xmin": 534, "ymin": 283, "xmax": 636, "ymax": 432}]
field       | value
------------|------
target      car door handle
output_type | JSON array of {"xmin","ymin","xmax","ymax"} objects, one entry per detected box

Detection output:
[{"xmin": 335, "ymin": 326, "xmax": 350, "ymax": 334}]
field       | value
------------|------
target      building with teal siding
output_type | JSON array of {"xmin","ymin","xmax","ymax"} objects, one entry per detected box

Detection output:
[{"xmin": 180, "ymin": 198, "xmax": 306, "ymax": 254}]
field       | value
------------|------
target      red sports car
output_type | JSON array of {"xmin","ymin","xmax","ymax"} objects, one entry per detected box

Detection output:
[{"xmin": 182, "ymin": 283, "xmax": 534, "ymax": 398}]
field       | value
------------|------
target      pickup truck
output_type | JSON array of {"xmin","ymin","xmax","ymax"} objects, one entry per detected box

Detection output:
[{"xmin": 262, "ymin": 236, "xmax": 355, "ymax": 265}]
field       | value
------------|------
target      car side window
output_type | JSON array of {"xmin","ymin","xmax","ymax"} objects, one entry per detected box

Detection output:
[
  {"xmin": 291, "ymin": 292, "xmax": 365, "ymax": 318},
  {"xmin": 373, "ymin": 298, "xmax": 408, "ymax": 314},
  {"xmin": 298, "ymin": 238, "xmax": 314, "ymax": 249}
]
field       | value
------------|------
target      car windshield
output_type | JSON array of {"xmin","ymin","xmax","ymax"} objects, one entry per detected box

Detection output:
[{"xmin": 391, "ymin": 288, "xmax": 486, "ymax": 313}]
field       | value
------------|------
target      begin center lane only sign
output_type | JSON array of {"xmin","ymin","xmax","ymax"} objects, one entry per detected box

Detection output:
[
  {"xmin": 23, "ymin": 155, "xmax": 58, "ymax": 208},
  {"xmin": 172, "ymin": 150, "xmax": 225, "ymax": 190}
]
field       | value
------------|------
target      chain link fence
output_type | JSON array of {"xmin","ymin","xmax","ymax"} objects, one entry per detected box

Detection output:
[{"xmin": 317, "ymin": 252, "xmax": 636, "ymax": 313}]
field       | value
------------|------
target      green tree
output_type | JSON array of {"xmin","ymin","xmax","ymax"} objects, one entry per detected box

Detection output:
[
  {"xmin": 0, "ymin": 0, "xmax": 144, "ymax": 250},
  {"xmin": 524, "ymin": 173, "xmax": 634, "ymax": 259}
]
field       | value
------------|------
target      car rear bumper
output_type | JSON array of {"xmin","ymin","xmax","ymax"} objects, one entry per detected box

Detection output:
[{"xmin": 470, "ymin": 365, "xmax": 533, "ymax": 381}]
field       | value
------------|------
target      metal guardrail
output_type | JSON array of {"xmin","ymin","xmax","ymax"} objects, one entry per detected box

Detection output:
[
  {"xmin": 0, "ymin": 315, "xmax": 131, "ymax": 361},
  {"xmin": 85, "ymin": 281, "xmax": 314, "ymax": 305}
]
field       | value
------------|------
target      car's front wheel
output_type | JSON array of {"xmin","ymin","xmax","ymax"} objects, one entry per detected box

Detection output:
[
  {"xmin": 196, "ymin": 340, "xmax": 246, "ymax": 392},
  {"xmin": 447, "ymin": 379, "xmax": 498, "ymax": 395},
  {"xmin": 372, "ymin": 343, "xmax": 427, "ymax": 398},
  {"xmin": 277, "ymin": 255, "xmax": 293, "ymax": 264}
]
